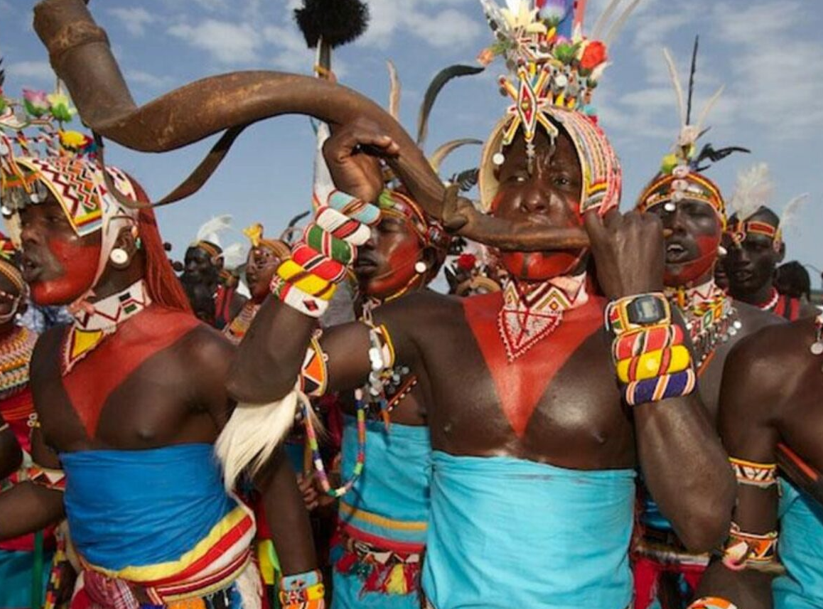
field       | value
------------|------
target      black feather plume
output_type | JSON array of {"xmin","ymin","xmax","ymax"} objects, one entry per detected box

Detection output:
[
  {"xmin": 692, "ymin": 143, "xmax": 750, "ymax": 172},
  {"xmin": 0, "ymin": 57, "xmax": 5, "ymax": 90},
  {"xmin": 686, "ymin": 36, "xmax": 699, "ymax": 125},
  {"xmin": 294, "ymin": 0, "xmax": 370, "ymax": 50},
  {"xmin": 417, "ymin": 65, "xmax": 485, "ymax": 146},
  {"xmin": 451, "ymin": 168, "xmax": 479, "ymax": 193},
  {"xmin": 287, "ymin": 210, "xmax": 311, "ymax": 229}
]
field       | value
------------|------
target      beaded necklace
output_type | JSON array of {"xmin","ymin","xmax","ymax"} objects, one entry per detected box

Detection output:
[
  {"xmin": 61, "ymin": 280, "xmax": 151, "ymax": 375},
  {"xmin": 758, "ymin": 287, "xmax": 780, "ymax": 313},
  {"xmin": 0, "ymin": 326, "xmax": 36, "ymax": 399},
  {"xmin": 668, "ymin": 280, "xmax": 742, "ymax": 373}
]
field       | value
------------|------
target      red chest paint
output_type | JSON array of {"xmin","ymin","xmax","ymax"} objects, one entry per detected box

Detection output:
[
  {"xmin": 61, "ymin": 306, "xmax": 201, "ymax": 437},
  {"xmin": 463, "ymin": 291, "xmax": 605, "ymax": 437}
]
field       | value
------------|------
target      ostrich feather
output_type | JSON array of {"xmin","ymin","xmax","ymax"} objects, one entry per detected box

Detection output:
[
  {"xmin": 193, "ymin": 215, "xmax": 232, "ymax": 247},
  {"xmin": 591, "ymin": 0, "xmax": 623, "ymax": 40},
  {"xmin": 387, "ymin": 60, "xmax": 401, "ymax": 121},
  {"xmin": 730, "ymin": 163, "xmax": 774, "ymax": 221},
  {"xmin": 662, "ymin": 48, "xmax": 686, "ymax": 128},
  {"xmin": 779, "ymin": 193, "xmax": 810, "ymax": 234},
  {"xmin": 603, "ymin": 0, "xmax": 641, "ymax": 47}
]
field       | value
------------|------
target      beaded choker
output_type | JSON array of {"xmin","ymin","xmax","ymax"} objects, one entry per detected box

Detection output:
[
  {"xmin": 0, "ymin": 326, "xmax": 37, "ymax": 399},
  {"xmin": 498, "ymin": 274, "xmax": 588, "ymax": 362},
  {"xmin": 666, "ymin": 280, "xmax": 741, "ymax": 372},
  {"xmin": 758, "ymin": 287, "xmax": 780, "ymax": 312},
  {"xmin": 62, "ymin": 280, "xmax": 151, "ymax": 375}
]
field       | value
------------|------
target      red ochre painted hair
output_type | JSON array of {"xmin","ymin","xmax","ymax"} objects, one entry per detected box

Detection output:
[{"xmin": 127, "ymin": 177, "xmax": 192, "ymax": 315}]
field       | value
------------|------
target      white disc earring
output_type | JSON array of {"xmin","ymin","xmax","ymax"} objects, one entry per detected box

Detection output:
[
  {"xmin": 718, "ymin": 245, "xmax": 728, "ymax": 257},
  {"xmin": 110, "ymin": 248, "xmax": 129, "ymax": 266},
  {"xmin": 414, "ymin": 261, "xmax": 428, "ymax": 274}
]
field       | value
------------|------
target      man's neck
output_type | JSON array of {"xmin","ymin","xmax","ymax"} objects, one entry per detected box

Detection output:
[{"xmin": 734, "ymin": 283, "xmax": 776, "ymax": 309}]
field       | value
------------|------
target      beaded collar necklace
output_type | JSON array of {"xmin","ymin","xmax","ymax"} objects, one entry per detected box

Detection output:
[
  {"xmin": 0, "ymin": 326, "xmax": 37, "ymax": 399},
  {"xmin": 498, "ymin": 274, "xmax": 588, "ymax": 362},
  {"xmin": 62, "ymin": 280, "xmax": 151, "ymax": 375},
  {"xmin": 667, "ymin": 280, "xmax": 742, "ymax": 372}
]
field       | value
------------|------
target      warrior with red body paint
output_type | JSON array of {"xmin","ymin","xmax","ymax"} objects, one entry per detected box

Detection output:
[{"xmin": 225, "ymin": 2, "xmax": 734, "ymax": 607}]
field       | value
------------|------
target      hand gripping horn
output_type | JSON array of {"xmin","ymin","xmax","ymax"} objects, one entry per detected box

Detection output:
[{"xmin": 32, "ymin": 0, "xmax": 589, "ymax": 252}]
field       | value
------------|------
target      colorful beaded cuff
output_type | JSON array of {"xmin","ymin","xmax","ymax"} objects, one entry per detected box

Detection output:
[
  {"xmin": 729, "ymin": 457, "xmax": 777, "ymax": 488},
  {"xmin": 722, "ymin": 522, "xmax": 778, "ymax": 571}
]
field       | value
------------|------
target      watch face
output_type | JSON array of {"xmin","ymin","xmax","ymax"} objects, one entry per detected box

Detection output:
[{"xmin": 628, "ymin": 296, "xmax": 665, "ymax": 325}]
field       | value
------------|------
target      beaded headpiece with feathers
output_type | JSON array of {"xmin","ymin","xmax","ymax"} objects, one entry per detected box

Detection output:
[
  {"xmin": 637, "ymin": 37, "xmax": 749, "ymax": 227},
  {"xmin": 728, "ymin": 163, "xmax": 810, "ymax": 249},
  {"xmin": 477, "ymin": 0, "xmax": 632, "ymax": 215}
]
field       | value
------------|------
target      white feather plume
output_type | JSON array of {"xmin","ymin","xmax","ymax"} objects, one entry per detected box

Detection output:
[
  {"xmin": 193, "ymin": 214, "xmax": 233, "ymax": 247},
  {"xmin": 729, "ymin": 163, "xmax": 774, "ymax": 221},
  {"xmin": 220, "ymin": 242, "xmax": 247, "ymax": 271},
  {"xmin": 592, "ymin": 0, "xmax": 624, "ymax": 40},
  {"xmin": 216, "ymin": 387, "xmax": 301, "ymax": 492},
  {"xmin": 604, "ymin": 0, "xmax": 642, "ymax": 47},
  {"xmin": 662, "ymin": 48, "xmax": 686, "ymax": 128},
  {"xmin": 779, "ymin": 193, "xmax": 810, "ymax": 235}
]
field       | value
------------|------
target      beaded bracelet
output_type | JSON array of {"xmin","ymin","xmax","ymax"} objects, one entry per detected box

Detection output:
[
  {"xmin": 271, "ymin": 277, "xmax": 330, "ymax": 319},
  {"xmin": 622, "ymin": 369, "xmax": 696, "ymax": 406},
  {"xmin": 729, "ymin": 457, "xmax": 777, "ymax": 489},
  {"xmin": 722, "ymin": 522, "xmax": 778, "ymax": 571},
  {"xmin": 280, "ymin": 569, "xmax": 325, "ymax": 609},
  {"xmin": 688, "ymin": 598, "xmax": 738, "ymax": 609},
  {"xmin": 615, "ymin": 345, "xmax": 692, "ymax": 383}
]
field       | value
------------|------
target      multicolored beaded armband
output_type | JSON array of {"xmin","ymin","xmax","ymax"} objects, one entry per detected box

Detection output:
[
  {"xmin": 606, "ymin": 293, "xmax": 696, "ymax": 406},
  {"xmin": 722, "ymin": 522, "xmax": 778, "ymax": 571},
  {"xmin": 280, "ymin": 569, "xmax": 325, "ymax": 609},
  {"xmin": 729, "ymin": 457, "xmax": 777, "ymax": 489},
  {"xmin": 688, "ymin": 597, "xmax": 738, "ymax": 609}
]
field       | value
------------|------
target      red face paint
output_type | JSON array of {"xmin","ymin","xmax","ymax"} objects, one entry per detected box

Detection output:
[
  {"xmin": 358, "ymin": 215, "xmax": 425, "ymax": 300},
  {"xmin": 664, "ymin": 233, "xmax": 720, "ymax": 286},
  {"xmin": 30, "ymin": 237, "xmax": 100, "ymax": 305}
]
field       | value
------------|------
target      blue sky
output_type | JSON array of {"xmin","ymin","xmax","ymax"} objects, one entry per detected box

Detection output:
[{"xmin": 1, "ymin": 0, "xmax": 822, "ymax": 282}]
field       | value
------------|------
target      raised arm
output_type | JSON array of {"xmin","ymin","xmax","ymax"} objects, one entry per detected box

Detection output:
[
  {"xmin": 694, "ymin": 335, "xmax": 781, "ymax": 609},
  {"xmin": 585, "ymin": 210, "xmax": 735, "ymax": 553}
]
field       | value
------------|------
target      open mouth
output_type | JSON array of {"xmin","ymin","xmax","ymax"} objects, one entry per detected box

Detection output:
[
  {"xmin": 20, "ymin": 255, "xmax": 42, "ymax": 283},
  {"xmin": 731, "ymin": 268, "xmax": 754, "ymax": 283},
  {"xmin": 665, "ymin": 242, "xmax": 692, "ymax": 264}
]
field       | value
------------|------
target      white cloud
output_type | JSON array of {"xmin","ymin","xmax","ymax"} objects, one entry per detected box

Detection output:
[
  {"xmin": 359, "ymin": 0, "xmax": 482, "ymax": 49},
  {"xmin": 262, "ymin": 25, "xmax": 315, "ymax": 72},
  {"xmin": 108, "ymin": 7, "xmax": 155, "ymax": 37},
  {"xmin": 168, "ymin": 19, "xmax": 262, "ymax": 64},
  {"xmin": 125, "ymin": 69, "xmax": 174, "ymax": 89},
  {"xmin": 5, "ymin": 60, "xmax": 54, "ymax": 84}
]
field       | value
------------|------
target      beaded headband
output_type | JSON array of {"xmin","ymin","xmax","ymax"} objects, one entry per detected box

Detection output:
[
  {"xmin": 635, "ymin": 38, "xmax": 748, "ymax": 226},
  {"xmin": 0, "ymin": 83, "xmax": 141, "ymax": 292},
  {"xmin": 726, "ymin": 163, "xmax": 809, "ymax": 250},
  {"xmin": 476, "ymin": 0, "xmax": 631, "ymax": 215}
]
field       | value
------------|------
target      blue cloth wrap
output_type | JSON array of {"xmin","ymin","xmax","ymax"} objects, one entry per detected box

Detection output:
[
  {"xmin": 61, "ymin": 444, "xmax": 237, "ymax": 572},
  {"xmin": 774, "ymin": 479, "xmax": 823, "ymax": 608},
  {"xmin": 337, "ymin": 416, "xmax": 431, "ymax": 544},
  {"xmin": 422, "ymin": 452, "xmax": 636, "ymax": 609},
  {"xmin": 332, "ymin": 417, "xmax": 431, "ymax": 609}
]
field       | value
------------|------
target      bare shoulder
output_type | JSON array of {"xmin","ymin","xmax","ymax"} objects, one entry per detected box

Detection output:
[
  {"xmin": 30, "ymin": 325, "xmax": 64, "ymax": 378},
  {"xmin": 173, "ymin": 322, "xmax": 236, "ymax": 370},
  {"xmin": 723, "ymin": 318, "xmax": 810, "ymax": 409},
  {"xmin": 735, "ymin": 301, "xmax": 786, "ymax": 334},
  {"xmin": 374, "ymin": 289, "xmax": 462, "ymax": 328}
]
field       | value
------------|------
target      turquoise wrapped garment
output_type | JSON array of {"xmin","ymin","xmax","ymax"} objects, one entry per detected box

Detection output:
[
  {"xmin": 332, "ymin": 416, "xmax": 431, "ymax": 609},
  {"xmin": 61, "ymin": 444, "xmax": 254, "ymax": 580},
  {"xmin": 422, "ymin": 452, "xmax": 636, "ymax": 609},
  {"xmin": 774, "ymin": 479, "xmax": 823, "ymax": 608}
]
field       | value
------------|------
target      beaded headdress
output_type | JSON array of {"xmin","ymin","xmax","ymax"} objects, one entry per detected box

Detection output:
[
  {"xmin": 243, "ymin": 223, "xmax": 292, "ymax": 262},
  {"xmin": 636, "ymin": 38, "xmax": 749, "ymax": 228},
  {"xmin": 476, "ymin": 0, "xmax": 632, "ymax": 214},
  {"xmin": 727, "ymin": 163, "xmax": 809, "ymax": 251},
  {"xmin": 0, "ymin": 76, "xmax": 142, "ymax": 292}
]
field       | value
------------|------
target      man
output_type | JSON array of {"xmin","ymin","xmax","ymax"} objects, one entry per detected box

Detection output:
[
  {"xmin": 694, "ymin": 314, "xmax": 823, "ymax": 609},
  {"xmin": 774, "ymin": 261, "xmax": 817, "ymax": 318},
  {"xmin": 0, "ymin": 234, "xmax": 51, "ymax": 609},
  {"xmin": 726, "ymin": 210, "xmax": 817, "ymax": 320},
  {"xmin": 632, "ymin": 49, "xmax": 783, "ymax": 609},
  {"xmin": 182, "ymin": 230, "xmax": 247, "ymax": 330},
  {"xmin": 322, "ymin": 186, "xmax": 450, "ymax": 609},
  {"xmin": 225, "ymin": 2, "xmax": 734, "ymax": 606},
  {"xmin": 0, "ymin": 100, "xmax": 318, "ymax": 608}
]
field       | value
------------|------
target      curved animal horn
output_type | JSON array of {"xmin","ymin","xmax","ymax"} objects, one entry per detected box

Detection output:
[{"xmin": 33, "ymin": 0, "xmax": 589, "ymax": 252}]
